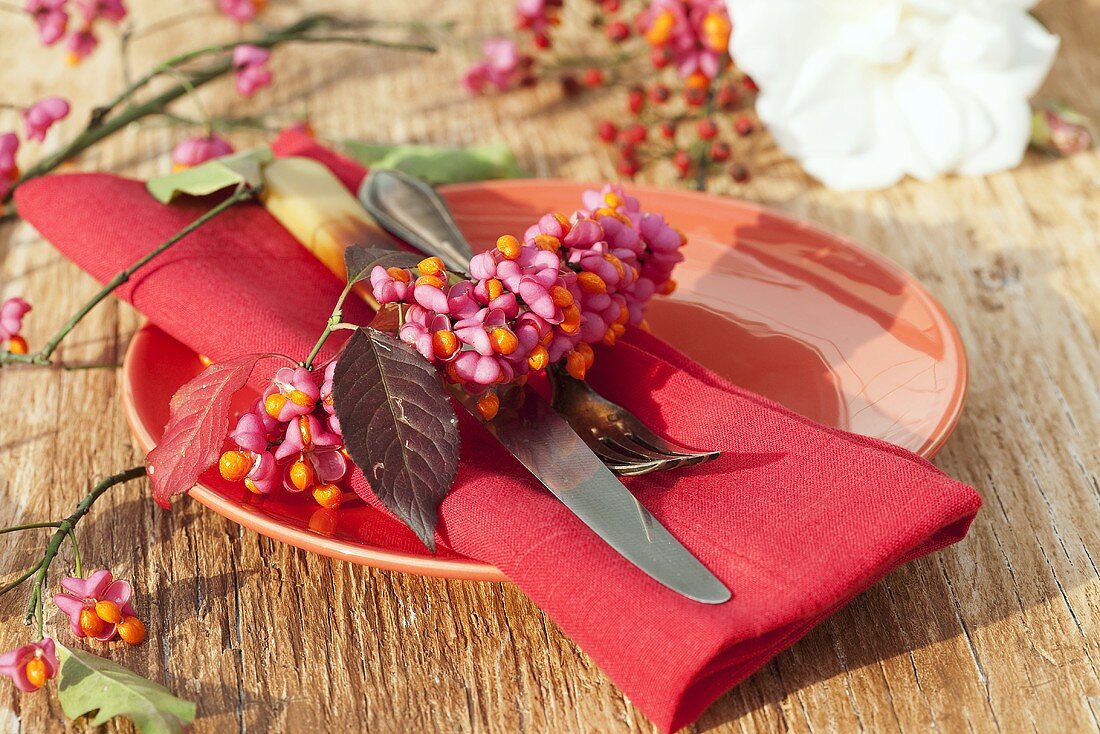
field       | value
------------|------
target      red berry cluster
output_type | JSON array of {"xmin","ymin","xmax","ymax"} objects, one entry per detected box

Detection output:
[{"xmin": 596, "ymin": 75, "xmax": 758, "ymax": 186}]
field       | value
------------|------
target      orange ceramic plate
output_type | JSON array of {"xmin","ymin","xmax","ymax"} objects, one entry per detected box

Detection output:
[{"xmin": 122, "ymin": 180, "xmax": 968, "ymax": 582}]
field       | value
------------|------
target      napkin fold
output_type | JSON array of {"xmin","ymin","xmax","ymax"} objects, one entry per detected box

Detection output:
[{"xmin": 14, "ymin": 133, "xmax": 981, "ymax": 732}]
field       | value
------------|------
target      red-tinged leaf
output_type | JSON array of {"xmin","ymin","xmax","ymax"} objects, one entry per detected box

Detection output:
[
  {"xmin": 332, "ymin": 327, "xmax": 459, "ymax": 551},
  {"xmin": 146, "ymin": 354, "xmax": 264, "ymax": 508}
]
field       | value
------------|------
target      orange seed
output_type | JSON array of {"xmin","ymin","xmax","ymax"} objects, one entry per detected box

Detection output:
[
  {"xmin": 533, "ymin": 234, "xmax": 561, "ymax": 253},
  {"xmin": 24, "ymin": 659, "xmax": 48, "ymax": 689},
  {"xmin": 218, "ymin": 450, "xmax": 254, "ymax": 482},
  {"xmin": 496, "ymin": 235, "xmax": 522, "ymax": 259},
  {"xmin": 264, "ymin": 393, "xmax": 288, "ymax": 419},
  {"xmin": 414, "ymin": 274, "xmax": 445, "ymax": 289},
  {"xmin": 565, "ymin": 350, "xmax": 587, "ymax": 380},
  {"xmin": 79, "ymin": 608, "xmax": 106, "ymax": 637},
  {"xmin": 95, "ymin": 600, "xmax": 123, "ymax": 625},
  {"xmin": 417, "ymin": 256, "xmax": 445, "ymax": 276},
  {"xmin": 289, "ymin": 459, "xmax": 316, "ymax": 492},
  {"xmin": 576, "ymin": 341, "xmax": 595, "ymax": 369},
  {"xmin": 528, "ymin": 345, "xmax": 550, "ymax": 371},
  {"xmin": 386, "ymin": 267, "xmax": 411, "ymax": 283},
  {"xmin": 117, "ymin": 616, "xmax": 146, "ymax": 646},
  {"xmin": 7, "ymin": 335, "xmax": 28, "ymax": 355},
  {"xmin": 549, "ymin": 285, "xmax": 574, "ymax": 307},
  {"xmin": 432, "ymin": 330, "xmax": 459, "ymax": 360},
  {"xmin": 490, "ymin": 328, "xmax": 518, "ymax": 355},
  {"xmin": 486, "ymin": 278, "xmax": 504, "ymax": 301},
  {"xmin": 577, "ymin": 272, "xmax": 607, "ymax": 294},
  {"xmin": 477, "ymin": 392, "xmax": 500, "ymax": 421},
  {"xmin": 313, "ymin": 484, "xmax": 342, "ymax": 509},
  {"xmin": 298, "ymin": 415, "xmax": 313, "ymax": 447}
]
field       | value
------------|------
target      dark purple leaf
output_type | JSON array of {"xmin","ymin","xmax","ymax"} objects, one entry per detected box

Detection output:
[
  {"xmin": 146, "ymin": 354, "xmax": 263, "ymax": 508},
  {"xmin": 344, "ymin": 245, "xmax": 420, "ymax": 287},
  {"xmin": 332, "ymin": 327, "xmax": 459, "ymax": 551}
]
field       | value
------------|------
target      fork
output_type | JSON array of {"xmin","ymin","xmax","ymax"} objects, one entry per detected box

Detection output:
[{"xmin": 359, "ymin": 169, "xmax": 721, "ymax": 475}]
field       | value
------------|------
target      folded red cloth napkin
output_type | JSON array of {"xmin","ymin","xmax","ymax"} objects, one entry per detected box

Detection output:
[{"xmin": 14, "ymin": 133, "xmax": 981, "ymax": 732}]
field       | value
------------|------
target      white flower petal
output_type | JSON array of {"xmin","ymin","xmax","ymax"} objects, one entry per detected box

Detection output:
[{"xmin": 725, "ymin": 0, "xmax": 1060, "ymax": 190}]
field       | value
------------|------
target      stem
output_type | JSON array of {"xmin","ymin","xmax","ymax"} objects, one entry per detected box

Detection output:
[
  {"xmin": 693, "ymin": 86, "xmax": 717, "ymax": 192},
  {"xmin": 4, "ymin": 14, "xmax": 434, "ymax": 201},
  {"xmin": 1, "ymin": 186, "xmax": 253, "ymax": 367},
  {"xmin": 0, "ymin": 522, "xmax": 61, "ymax": 535},
  {"xmin": 67, "ymin": 529, "xmax": 82, "ymax": 577},
  {"xmin": 22, "ymin": 466, "xmax": 148, "ymax": 634},
  {"xmin": 303, "ymin": 281, "xmax": 358, "ymax": 370}
]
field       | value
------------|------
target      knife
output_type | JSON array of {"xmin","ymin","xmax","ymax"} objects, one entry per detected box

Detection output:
[
  {"xmin": 259, "ymin": 159, "xmax": 729, "ymax": 602},
  {"xmin": 449, "ymin": 383, "xmax": 730, "ymax": 603},
  {"xmin": 359, "ymin": 169, "xmax": 730, "ymax": 604}
]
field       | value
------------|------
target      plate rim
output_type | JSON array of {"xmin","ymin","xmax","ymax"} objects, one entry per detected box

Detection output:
[{"xmin": 121, "ymin": 179, "xmax": 968, "ymax": 582}]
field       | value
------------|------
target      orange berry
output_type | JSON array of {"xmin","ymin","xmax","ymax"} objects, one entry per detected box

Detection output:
[
  {"xmin": 615, "ymin": 307, "xmax": 629, "ymax": 325},
  {"xmin": 477, "ymin": 392, "xmax": 500, "ymax": 421},
  {"xmin": 386, "ymin": 267, "xmax": 411, "ymax": 283},
  {"xmin": 702, "ymin": 11, "xmax": 731, "ymax": 50},
  {"xmin": 7, "ymin": 335, "xmax": 28, "ymax": 355},
  {"xmin": 95, "ymin": 600, "xmax": 122, "ymax": 625},
  {"xmin": 486, "ymin": 278, "xmax": 504, "ymax": 301},
  {"xmin": 603, "ymin": 192, "xmax": 624, "ymax": 208},
  {"xmin": 24, "ymin": 659, "xmax": 48, "ymax": 689},
  {"xmin": 604, "ymin": 253, "xmax": 625, "ymax": 278},
  {"xmin": 551, "ymin": 212, "xmax": 572, "ymax": 235},
  {"xmin": 298, "ymin": 415, "xmax": 313, "ymax": 447},
  {"xmin": 289, "ymin": 459, "xmax": 316, "ymax": 492},
  {"xmin": 444, "ymin": 363, "xmax": 462, "ymax": 384},
  {"xmin": 432, "ymin": 330, "xmax": 459, "ymax": 360},
  {"xmin": 288, "ymin": 389, "xmax": 315, "ymax": 408},
  {"xmin": 244, "ymin": 477, "xmax": 264, "ymax": 494},
  {"xmin": 602, "ymin": 329, "xmax": 617, "ymax": 346},
  {"xmin": 577, "ymin": 272, "xmax": 607, "ymax": 294},
  {"xmin": 645, "ymin": 9, "xmax": 675, "ymax": 45},
  {"xmin": 533, "ymin": 234, "xmax": 561, "ymax": 253},
  {"xmin": 549, "ymin": 285, "xmax": 574, "ymax": 307},
  {"xmin": 594, "ymin": 207, "xmax": 631, "ymax": 225},
  {"xmin": 79, "ymin": 608, "xmax": 106, "ymax": 637},
  {"xmin": 219, "ymin": 450, "xmax": 254, "ymax": 482},
  {"xmin": 540, "ymin": 329, "xmax": 554, "ymax": 346},
  {"xmin": 686, "ymin": 71, "xmax": 710, "ymax": 89},
  {"xmin": 417, "ymin": 256, "xmax": 445, "ymax": 276},
  {"xmin": 658, "ymin": 278, "xmax": 677, "ymax": 295},
  {"xmin": 117, "ymin": 616, "xmax": 146, "ymax": 646},
  {"xmin": 264, "ymin": 393, "xmax": 288, "ymax": 419},
  {"xmin": 611, "ymin": 322, "xmax": 626, "ymax": 337},
  {"xmin": 490, "ymin": 327, "xmax": 518, "ymax": 355},
  {"xmin": 560, "ymin": 304, "xmax": 581, "ymax": 334},
  {"xmin": 565, "ymin": 350, "xmax": 587, "ymax": 380},
  {"xmin": 496, "ymin": 235, "xmax": 522, "ymax": 259},
  {"xmin": 313, "ymin": 484, "xmax": 342, "ymax": 509},
  {"xmin": 528, "ymin": 345, "xmax": 550, "ymax": 371},
  {"xmin": 414, "ymin": 274, "xmax": 445, "ymax": 289},
  {"xmin": 576, "ymin": 342, "xmax": 595, "ymax": 369}
]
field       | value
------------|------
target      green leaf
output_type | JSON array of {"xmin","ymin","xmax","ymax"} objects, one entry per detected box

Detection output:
[
  {"xmin": 344, "ymin": 245, "xmax": 420, "ymax": 288},
  {"xmin": 343, "ymin": 141, "xmax": 526, "ymax": 185},
  {"xmin": 56, "ymin": 643, "xmax": 196, "ymax": 734},
  {"xmin": 332, "ymin": 327, "xmax": 460, "ymax": 551},
  {"xmin": 146, "ymin": 146, "xmax": 274, "ymax": 203}
]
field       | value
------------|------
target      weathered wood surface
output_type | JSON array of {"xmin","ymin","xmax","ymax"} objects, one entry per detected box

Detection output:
[{"xmin": 1, "ymin": 1, "xmax": 1098, "ymax": 731}]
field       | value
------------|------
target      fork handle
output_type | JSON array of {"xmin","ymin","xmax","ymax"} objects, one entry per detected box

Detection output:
[{"xmin": 357, "ymin": 169, "xmax": 476, "ymax": 273}]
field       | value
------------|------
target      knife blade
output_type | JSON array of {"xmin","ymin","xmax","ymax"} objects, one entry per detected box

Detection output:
[{"xmin": 450, "ymin": 385, "xmax": 730, "ymax": 604}]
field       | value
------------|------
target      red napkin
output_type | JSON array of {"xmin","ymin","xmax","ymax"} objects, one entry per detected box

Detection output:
[{"xmin": 15, "ymin": 133, "xmax": 981, "ymax": 733}]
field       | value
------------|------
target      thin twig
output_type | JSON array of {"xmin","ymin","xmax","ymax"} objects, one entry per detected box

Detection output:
[{"xmin": 20, "ymin": 466, "xmax": 148, "ymax": 637}]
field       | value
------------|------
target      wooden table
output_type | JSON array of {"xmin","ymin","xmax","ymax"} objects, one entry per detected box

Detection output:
[{"xmin": 1, "ymin": 1, "xmax": 1098, "ymax": 731}]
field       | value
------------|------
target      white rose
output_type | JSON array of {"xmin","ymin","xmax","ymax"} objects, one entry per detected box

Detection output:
[{"xmin": 727, "ymin": 0, "xmax": 1060, "ymax": 190}]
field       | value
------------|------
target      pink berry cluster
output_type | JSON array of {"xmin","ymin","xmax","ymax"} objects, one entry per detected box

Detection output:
[
  {"xmin": 370, "ymin": 184, "xmax": 685, "ymax": 419},
  {"xmin": 218, "ymin": 364, "xmax": 348, "ymax": 509},
  {"xmin": 23, "ymin": 0, "xmax": 126, "ymax": 64}
]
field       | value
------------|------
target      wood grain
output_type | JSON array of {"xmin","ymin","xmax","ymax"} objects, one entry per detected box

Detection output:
[{"xmin": 1, "ymin": 1, "xmax": 1098, "ymax": 731}]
